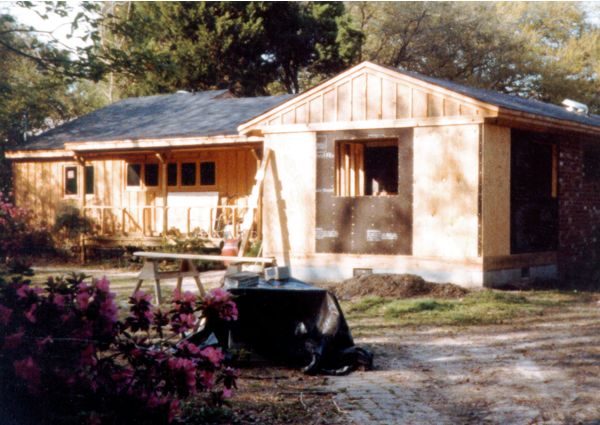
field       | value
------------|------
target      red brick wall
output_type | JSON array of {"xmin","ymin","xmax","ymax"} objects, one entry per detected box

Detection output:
[{"xmin": 558, "ymin": 136, "xmax": 600, "ymax": 281}]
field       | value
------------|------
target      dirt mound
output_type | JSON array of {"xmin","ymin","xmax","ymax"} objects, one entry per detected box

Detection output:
[{"xmin": 328, "ymin": 274, "xmax": 470, "ymax": 300}]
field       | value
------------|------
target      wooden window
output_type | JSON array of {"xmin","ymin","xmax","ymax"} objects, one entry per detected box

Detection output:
[
  {"xmin": 181, "ymin": 162, "xmax": 196, "ymax": 186},
  {"xmin": 167, "ymin": 163, "xmax": 178, "ymax": 186},
  {"xmin": 145, "ymin": 163, "xmax": 159, "ymax": 187},
  {"xmin": 126, "ymin": 164, "xmax": 142, "ymax": 187},
  {"xmin": 84, "ymin": 165, "xmax": 94, "ymax": 195},
  {"xmin": 336, "ymin": 140, "xmax": 398, "ymax": 196},
  {"xmin": 200, "ymin": 161, "xmax": 216, "ymax": 186},
  {"xmin": 64, "ymin": 166, "xmax": 78, "ymax": 195}
]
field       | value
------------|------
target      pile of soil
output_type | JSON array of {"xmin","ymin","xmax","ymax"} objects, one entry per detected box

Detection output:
[{"xmin": 327, "ymin": 273, "xmax": 470, "ymax": 300}]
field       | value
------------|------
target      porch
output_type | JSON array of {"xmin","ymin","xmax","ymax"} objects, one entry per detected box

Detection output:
[{"xmin": 77, "ymin": 144, "xmax": 264, "ymax": 243}]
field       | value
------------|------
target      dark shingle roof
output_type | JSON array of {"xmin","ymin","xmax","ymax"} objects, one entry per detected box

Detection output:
[
  {"xmin": 392, "ymin": 67, "xmax": 600, "ymax": 128},
  {"xmin": 17, "ymin": 90, "xmax": 293, "ymax": 150}
]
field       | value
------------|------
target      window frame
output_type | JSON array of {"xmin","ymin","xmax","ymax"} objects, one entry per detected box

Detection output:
[
  {"xmin": 335, "ymin": 139, "xmax": 399, "ymax": 197},
  {"xmin": 64, "ymin": 165, "xmax": 78, "ymax": 197},
  {"xmin": 164, "ymin": 160, "xmax": 218, "ymax": 190},
  {"xmin": 199, "ymin": 161, "xmax": 217, "ymax": 187},
  {"xmin": 84, "ymin": 164, "xmax": 94, "ymax": 195}
]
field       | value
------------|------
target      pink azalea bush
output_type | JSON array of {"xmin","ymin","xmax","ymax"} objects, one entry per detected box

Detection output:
[
  {"xmin": 0, "ymin": 272, "xmax": 238, "ymax": 425},
  {"xmin": 0, "ymin": 192, "xmax": 54, "ymax": 265}
]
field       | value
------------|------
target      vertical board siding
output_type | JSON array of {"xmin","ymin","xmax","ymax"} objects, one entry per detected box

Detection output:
[
  {"xmin": 366, "ymin": 73, "xmax": 381, "ymax": 120},
  {"xmin": 351, "ymin": 74, "xmax": 366, "ymax": 121},
  {"xmin": 11, "ymin": 148, "xmax": 258, "ymax": 232},
  {"xmin": 253, "ymin": 69, "xmax": 493, "ymax": 128}
]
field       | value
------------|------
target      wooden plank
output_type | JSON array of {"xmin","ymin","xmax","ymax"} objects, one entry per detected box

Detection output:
[
  {"xmin": 323, "ymin": 89, "xmax": 336, "ymax": 122},
  {"xmin": 261, "ymin": 116, "xmax": 486, "ymax": 134},
  {"xmin": 351, "ymin": 74, "xmax": 366, "ymax": 121},
  {"xmin": 134, "ymin": 251, "xmax": 276, "ymax": 264},
  {"xmin": 381, "ymin": 78, "xmax": 397, "ymax": 120},
  {"xmin": 412, "ymin": 88, "xmax": 428, "ymax": 117},
  {"xmin": 282, "ymin": 109, "xmax": 295, "ymax": 124},
  {"xmin": 366, "ymin": 73, "xmax": 381, "ymax": 120},
  {"xmin": 295, "ymin": 103, "xmax": 308, "ymax": 124},
  {"xmin": 238, "ymin": 149, "xmax": 272, "ymax": 255},
  {"xmin": 337, "ymin": 81, "xmax": 351, "ymax": 121},
  {"xmin": 309, "ymin": 96, "xmax": 323, "ymax": 123},
  {"xmin": 444, "ymin": 98, "xmax": 460, "ymax": 116},
  {"xmin": 483, "ymin": 251, "xmax": 557, "ymax": 271},
  {"xmin": 428, "ymin": 94, "xmax": 443, "ymax": 117},
  {"xmin": 396, "ymin": 84, "xmax": 411, "ymax": 118},
  {"xmin": 481, "ymin": 124, "xmax": 511, "ymax": 256}
]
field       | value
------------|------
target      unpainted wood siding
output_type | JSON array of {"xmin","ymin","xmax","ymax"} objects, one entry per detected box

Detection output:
[
  {"xmin": 12, "ymin": 147, "xmax": 258, "ymax": 230},
  {"xmin": 257, "ymin": 69, "xmax": 495, "ymax": 127}
]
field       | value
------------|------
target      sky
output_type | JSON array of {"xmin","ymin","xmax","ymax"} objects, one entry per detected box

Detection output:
[{"xmin": 2, "ymin": 1, "xmax": 95, "ymax": 53}]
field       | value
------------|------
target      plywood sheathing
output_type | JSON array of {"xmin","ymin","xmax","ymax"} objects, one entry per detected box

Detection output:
[
  {"xmin": 481, "ymin": 124, "xmax": 511, "ymax": 256},
  {"xmin": 239, "ymin": 62, "xmax": 497, "ymax": 134},
  {"xmin": 412, "ymin": 125, "xmax": 480, "ymax": 259},
  {"xmin": 262, "ymin": 131, "xmax": 317, "ymax": 263},
  {"xmin": 314, "ymin": 129, "xmax": 413, "ymax": 255}
]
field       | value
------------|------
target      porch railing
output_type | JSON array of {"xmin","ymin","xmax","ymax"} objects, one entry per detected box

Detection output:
[{"xmin": 81, "ymin": 205, "xmax": 253, "ymax": 239}]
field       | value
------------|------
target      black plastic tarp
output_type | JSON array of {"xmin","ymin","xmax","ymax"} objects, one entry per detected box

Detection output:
[{"xmin": 226, "ymin": 279, "xmax": 373, "ymax": 375}]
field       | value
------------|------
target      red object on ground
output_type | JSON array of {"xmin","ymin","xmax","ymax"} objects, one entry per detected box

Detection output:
[{"xmin": 221, "ymin": 239, "xmax": 239, "ymax": 265}]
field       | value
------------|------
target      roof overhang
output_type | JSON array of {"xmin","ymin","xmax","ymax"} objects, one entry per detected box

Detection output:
[
  {"xmin": 6, "ymin": 134, "xmax": 264, "ymax": 159},
  {"xmin": 5, "ymin": 149, "xmax": 75, "ymax": 160},
  {"xmin": 492, "ymin": 108, "xmax": 600, "ymax": 137}
]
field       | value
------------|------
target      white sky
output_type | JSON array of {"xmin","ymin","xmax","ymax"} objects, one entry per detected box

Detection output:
[{"xmin": 2, "ymin": 1, "xmax": 94, "ymax": 53}]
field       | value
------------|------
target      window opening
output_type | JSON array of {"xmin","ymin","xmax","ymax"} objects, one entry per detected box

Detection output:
[
  {"xmin": 84, "ymin": 165, "xmax": 94, "ymax": 195},
  {"xmin": 336, "ymin": 140, "xmax": 398, "ymax": 196},
  {"xmin": 126, "ymin": 164, "xmax": 141, "ymax": 187},
  {"xmin": 145, "ymin": 163, "xmax": 159, "ymax": 187},
  {"xmin": 181, "ymin": 162, "xmax": 196, "ymax": 186},
  {"xmin": 65, "ymin": 166, "xmax": 77, "ymax": 195},
  {"xmin": 167, "ymin": 163, "xmax": 178, "ymax": 186},
  {"xmin": 200, "ymin": 161, "xmax": 216, "ymax": 186}
]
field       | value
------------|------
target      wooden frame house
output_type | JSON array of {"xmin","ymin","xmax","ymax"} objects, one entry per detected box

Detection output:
[
  {"xmin": 7, "ymin": 90, "xmax": 291, "ymax": 245},
  {"xmin": 9, "ymin": 62, "xmax": 600, "ymax": 287}
]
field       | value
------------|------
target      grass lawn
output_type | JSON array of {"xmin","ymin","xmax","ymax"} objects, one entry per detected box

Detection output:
[{"xmin": 341, "ymin": 289, "xmax": 597, "ymax": 336}]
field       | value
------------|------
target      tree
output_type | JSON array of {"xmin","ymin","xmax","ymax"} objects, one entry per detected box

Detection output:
[
  {"xmin": 99, "ymin": 1, "xmax": 362, "ymax": 96},
  {"xmin": 0, "ymin": 11, "xmax": 107, "ymax": 192},
  {"xmin": 348, "ymin": 2, "xmax": 600, "ymax": 112}
]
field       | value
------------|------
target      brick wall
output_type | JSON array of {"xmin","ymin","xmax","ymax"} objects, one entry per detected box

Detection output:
[{"xmin": 558, "ymin": 136, "xmax": 600, "ymax": 281}]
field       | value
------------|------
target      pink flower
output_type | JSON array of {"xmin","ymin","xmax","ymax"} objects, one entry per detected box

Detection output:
[
  {"xmin": 99, "ymin": 299, "xmax": 118, "ymax": 324},
  {"xmin": 178, "ymin": 340, "xmax": 201, "ymax": 356},
  {"xmin": 0, "ymin": 304, "xmax": 12, "ymax": 325},
  {"xmin": 95, "ymin": 277, "xmax": 110, "ymax": 293},
  {"xmin": 24, "ymin": 304, "xmax": 37, "ymax": 323},
  {"xmin": 199, "ymin": 346, "xmax": 224, "ymax": 367},
  {"xmin": 53, "ymin": 294, "xmax": 66, "ymax": 308},
  {"xmin": 198, "ymin": 370, "xmax": 214, "ymax": 389},
  {"xmin": 3, "ymin": 330, "xmax": 24, "ymax": 350},
  {"xmin": 222, "ymin": 387, "xmax": 233, "ymax": 398},
  {"xmin": 16, "ymin": 285, "xmax": 41, "ymax": 299},
  {"xmin": 76, "ymin": 291, "xmax": 90, "ymax": 310},
  {"xmin": 13, "ymin": 357, "xmax": 41, "ymax": 389},
  {"xmin": 168, "ymin": 357, "xmax": 197, "ymax": 388},
  {"xmin": 133, "ymin": 290, "xmax": 152, "ymax": 303},
  {"xmin": 207, "ymin": 288, "xmax": 229, "ymax": 303}
]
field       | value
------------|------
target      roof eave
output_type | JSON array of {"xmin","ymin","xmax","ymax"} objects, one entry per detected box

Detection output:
[
  {"xmin": 5, "ymin": 149, "xmax": 75, "ymax": 159},
  {"xmin": 492, "ymin": 108, "xmax": 600, "ymax": 136}
]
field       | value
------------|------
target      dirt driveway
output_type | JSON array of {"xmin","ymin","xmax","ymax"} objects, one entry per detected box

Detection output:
[{"xmin": 330, "ymin": 302, "xmax": 600, "ymax": 424}]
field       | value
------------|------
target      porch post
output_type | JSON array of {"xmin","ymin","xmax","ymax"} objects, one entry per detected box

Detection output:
[
  {"xmin": 156, "ymin": 153, "xmax": 168, "ymax": 237},
  {"xmin": 76, "ymin": 155, "xmax": 86, "ymax": 263}
]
